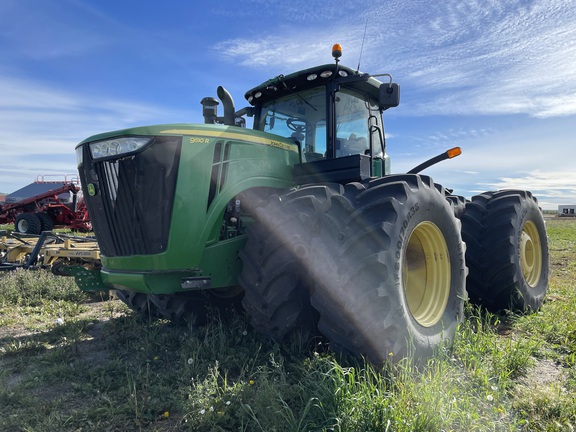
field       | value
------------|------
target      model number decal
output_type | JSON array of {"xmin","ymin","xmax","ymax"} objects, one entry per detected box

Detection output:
[
  {"xmin": 398, "ymin": 203, "xmax": 419, "ymax": 247},
  {"xmin": 268, "ymin": 140, "xmax": 295, "ymax": 151},
  {"xmin": 394, "ymin": 203, "xmax": 420, "ymax": 280},
  {"xmin": 161, "ymin": 129, "xmax": 297, "ymax": 152}
]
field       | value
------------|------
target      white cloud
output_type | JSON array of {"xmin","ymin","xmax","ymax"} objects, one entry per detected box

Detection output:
[
  {"xmin": 214, "ymin": 35, "xmax": 356, "ymax": 69},
  {"xmin": 213, "ymin": 0, "xmax": 576, "ymax": 118},
  {"xmin": 386, "ymin": 111, "xmax": 575, "ymax": 209},
  {"xmin": 481, "ymin": 170, "xmax": 576, "ymax": 193},
  {"xmin": 0, "ymin": 75, "xmax": 192, "ymax": 194},
  {"xmin": 475, "ymin": 170, "xmax": 576, "ymax": 210},
  {"xmin": 395, "ymin": 0, "xmax": 576, "ymax": 117}
]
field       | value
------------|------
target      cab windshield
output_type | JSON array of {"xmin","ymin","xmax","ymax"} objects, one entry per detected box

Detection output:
[{"xmin": 257, "ymin": 86, "xmax": 383, "ymax": 161}]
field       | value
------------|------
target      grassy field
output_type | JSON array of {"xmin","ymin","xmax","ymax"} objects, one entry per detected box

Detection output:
[{"xmin": 1, "ymin": 218, "xmax": 575, "ymax": 431}]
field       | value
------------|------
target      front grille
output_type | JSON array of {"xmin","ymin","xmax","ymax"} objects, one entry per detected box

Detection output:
[{"xmin": 80, "ymin": 136, "xmax": 182, "ymax": 257}]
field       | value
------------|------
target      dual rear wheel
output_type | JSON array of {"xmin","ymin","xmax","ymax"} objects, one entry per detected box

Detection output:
[
  {"xmin": 461, "ymin": 190, "xmax": 548, "ymax": 312},
  {"xmin": 240, "ymin": 174, "xmax": 467, "ymax": 364},
  {"xmin": 239, "ymin": 178, "xmax": 549, "ymax": 364}
]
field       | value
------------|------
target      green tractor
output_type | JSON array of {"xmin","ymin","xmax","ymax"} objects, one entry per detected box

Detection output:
[{"xmin": 74, "ymin": 45, "xmax": 549, "ymax": 364}]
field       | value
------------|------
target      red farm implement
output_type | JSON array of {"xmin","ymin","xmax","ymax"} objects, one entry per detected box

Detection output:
[{"xmin": 0, "ymin": 175, "xmax": 91, "ymax": 233}]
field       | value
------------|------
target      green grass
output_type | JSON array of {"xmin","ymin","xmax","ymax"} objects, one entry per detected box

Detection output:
[{"xmin": 1, "ymin": 218, "xmax": 575, "ymax": 431}]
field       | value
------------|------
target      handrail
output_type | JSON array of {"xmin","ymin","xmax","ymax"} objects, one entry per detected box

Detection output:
[{"xmin": 35, "ymin": 174, "xmax": 80, "ymax": 184}]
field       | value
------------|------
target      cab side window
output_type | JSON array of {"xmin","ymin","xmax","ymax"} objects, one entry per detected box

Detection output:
[{"xmin": 335, "ymin": 89, "xmax": 382, "ymax": 158}]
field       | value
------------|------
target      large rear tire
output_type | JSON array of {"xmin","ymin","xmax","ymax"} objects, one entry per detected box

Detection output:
[
  {"xmin": 238, "ymin": 185, "xmax": 343, "ymax": 342},
  {"xmin": 461, "ymin": 190, "xmax": 549, "ymax": 312},
  {"xmin": 309, "ymin": 174, "xmax": 467, "ymax": 364}
]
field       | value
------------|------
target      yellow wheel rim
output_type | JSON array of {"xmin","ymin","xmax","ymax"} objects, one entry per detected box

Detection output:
[
  {"xmin": 520, "ymin": 220, "xmax": 543, "ymax": 287},
  {"xmin": 403, "ymin": 222, "xmax": 451, "ymax": 327}
]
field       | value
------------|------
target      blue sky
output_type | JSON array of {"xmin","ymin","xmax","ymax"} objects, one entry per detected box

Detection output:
[{"xmin": 1, "ymin": 0, "xmax": 575, "ymax": 209}]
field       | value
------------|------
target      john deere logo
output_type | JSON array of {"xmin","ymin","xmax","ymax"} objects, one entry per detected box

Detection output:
[{"xmin": 87, "ymin": 183, "xmax": 96, "ymax": 196}]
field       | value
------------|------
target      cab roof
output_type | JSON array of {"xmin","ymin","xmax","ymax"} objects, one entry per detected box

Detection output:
[{"xmin": 244, "ymin": 64, "xmax": 383, "ymax": 105}]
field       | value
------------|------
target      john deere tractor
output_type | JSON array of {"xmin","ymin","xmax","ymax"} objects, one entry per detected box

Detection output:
[{"xmin": 73, "ymin": 45, "xmax": 549, "ymax": 364}]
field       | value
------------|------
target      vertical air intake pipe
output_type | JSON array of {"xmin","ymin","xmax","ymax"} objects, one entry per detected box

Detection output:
[{"xmin": 201, "ymin": 97, "xmax": 219, "ymax": 124}]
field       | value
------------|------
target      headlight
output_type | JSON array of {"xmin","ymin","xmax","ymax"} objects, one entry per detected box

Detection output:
[
  {"xmin": 75, "ymin": 145, "xmax": 83, "ymax": 166},
  {"xmin": 89, "ymin": 136, "xmax": 153, "ymax": 160}
]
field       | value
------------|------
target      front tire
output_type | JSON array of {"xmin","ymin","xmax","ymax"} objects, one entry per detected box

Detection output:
[
  {"xmin": 115, "ymin": 289, "xmax": 160, "ymax": 317},
  {"xmin": 238, "ymin": 186, "xmax": 343, "ymax": 342},
  {"xmin": 461, "ymin": 190, "xmax": 549, "ymax": 312},
  {"xmin": 309, "ymin": 174, "xmax": 467, "ymax": 364}
]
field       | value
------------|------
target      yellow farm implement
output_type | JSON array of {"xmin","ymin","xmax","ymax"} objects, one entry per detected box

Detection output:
[{"xmin": 0, "ymin": 231, "xmax": 100, "ymax": 274}]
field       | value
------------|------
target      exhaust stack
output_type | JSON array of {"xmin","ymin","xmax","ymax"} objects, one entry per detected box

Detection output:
[{"xmin": 217, "ymin": 86, "xmax": 236, "ymax": 126}]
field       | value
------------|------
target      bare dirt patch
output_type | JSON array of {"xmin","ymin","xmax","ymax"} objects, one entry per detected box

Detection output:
[{"xmin": 519, "ymin": 358, "xmax": 566, "ymax": 390}]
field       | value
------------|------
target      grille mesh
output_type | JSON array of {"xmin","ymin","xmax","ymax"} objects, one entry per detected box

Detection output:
[{"xmin": 81, "ymin": 136, "xmax": 181, "ymax": 257}]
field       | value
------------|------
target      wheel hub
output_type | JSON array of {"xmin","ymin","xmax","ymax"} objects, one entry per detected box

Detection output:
[
  {"xmin": 520, "ymin": 220, "xmax": 543, "ymax": 287},
  {"xmin": 18, "ymin": 219, "xmax": 29, "ymax": 232},
  {"xmin": 403, "ymin": 222, "xmax": 451, "ymax": 327}
]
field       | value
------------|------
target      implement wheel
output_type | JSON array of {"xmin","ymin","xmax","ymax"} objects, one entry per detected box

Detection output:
[
  {"xmin": 15, "ymin": 213, "xmax": 42, "ymax": 234},
  {"xmin": 36, "ymin": 212, "xmax": 54, "ymax": 231},
  {"xmin": 309, "ymin": 174, "xmax": 466, "ymax": 364},
  {"xmin": 461, "ymin": 190, "xmax": 549, "ymax": 312}
]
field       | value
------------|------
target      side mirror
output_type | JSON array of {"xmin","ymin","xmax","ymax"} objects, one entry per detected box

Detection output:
[{"xmin": 378, "ymin": 83, "xmax": 400, "ymax": 109}]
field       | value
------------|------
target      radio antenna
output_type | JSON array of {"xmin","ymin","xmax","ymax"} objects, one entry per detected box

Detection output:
[{"xmin": 357, "ymin": 17, "xmax": 369, "ymax": 71}]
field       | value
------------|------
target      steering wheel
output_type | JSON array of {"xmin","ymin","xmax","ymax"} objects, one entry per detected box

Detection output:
[{"xmin": 286, "ymin": 118, "xmax": 307, "ymax": 132}]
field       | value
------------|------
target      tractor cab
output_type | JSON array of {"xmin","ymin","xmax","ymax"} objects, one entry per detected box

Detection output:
[{"xmin": 243, "ymin": 45, "xmax": 400, "ymax": 183}]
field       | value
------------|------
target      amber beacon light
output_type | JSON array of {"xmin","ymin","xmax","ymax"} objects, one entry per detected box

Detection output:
[{"xmin": 332, "ymin": 44, "xmax": 342, "ymax": 60}]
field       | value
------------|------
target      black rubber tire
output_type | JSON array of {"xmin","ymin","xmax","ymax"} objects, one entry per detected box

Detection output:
[
  {"xmin": 461, "ymin": 190, "xmax": 549, "ymax": 312},
  {"xmin": 308, "ymin": 174, "xmax": 467, "ymax": 364},
  {"xmin": 115, "ymin": 289, "xmax": 218, "ymax": 323},
  {"xmin": 15, "ymin": 213, "xmax": 42, "ymax": 234},
  {"xmin": 446, "ymin": 194, "xmax": 467, "ymax": 219},
  {"xmin": 115, "ymin": 289, "xmax": 161, "ymax": 318},
  {"xmin": 238, "ymin": 184, "xmax": 345, "ymax": 342},
  {"xmin": 35, "ymin": 212, "xmax": 54, "ymax": 231}
]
